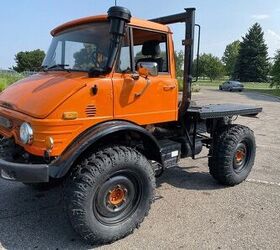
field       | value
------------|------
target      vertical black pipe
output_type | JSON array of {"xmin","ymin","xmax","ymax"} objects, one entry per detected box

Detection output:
[
  {"xmin": 107, "ymin": 6, "xmax": 131, "ymax": 71},
  {"xmin": 179, "ymin": 8, "xmax": 195, "ymax": 118}
]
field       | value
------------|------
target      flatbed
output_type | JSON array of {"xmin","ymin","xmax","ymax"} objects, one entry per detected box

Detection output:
[{"xmin": 187, "ymin": 104, "xmax": 262, "ymax": 119}]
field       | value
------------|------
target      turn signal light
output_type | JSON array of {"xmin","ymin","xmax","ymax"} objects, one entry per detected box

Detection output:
[
  {"xmin": 45, "ymin": 136, "xmax": 54, "ymax": 150},
  {"xmin": 63, "ymin": 112, "xmax": 78, "ymax": 120}
]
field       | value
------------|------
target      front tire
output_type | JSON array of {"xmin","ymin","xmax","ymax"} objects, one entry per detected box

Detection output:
[
  {"xmin": 64, "ymin": 146, "xmax": 155, "ymax": 245},
  {"xmin": 209, "ymin": 125, "xmax": 256, "ymax": 186}
]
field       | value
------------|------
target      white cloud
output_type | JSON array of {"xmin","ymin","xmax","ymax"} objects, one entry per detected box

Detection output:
[
  {"xmin": 265, "ymin": 29, "xmax": 280, "ymax": 57},
  {"xmin": 267, "ymin": 29, "xmax": 280, "ymax": 41},
  {"xmin": 251, "ymin": 14, "xmax": 270, "ymax": 20}
]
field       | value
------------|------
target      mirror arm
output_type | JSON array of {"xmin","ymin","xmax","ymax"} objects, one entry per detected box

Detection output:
[
  {"xmin": 135, "ymin": 77, "xmax": 151, "ymax": 98},
  {"xmin": 131, "ymin": 72, "xmax": 140, "ymax": 80}
]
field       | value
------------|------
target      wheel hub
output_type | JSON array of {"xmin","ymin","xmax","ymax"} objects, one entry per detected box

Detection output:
[
  {"xmin": 108, "ymin": 185, "xmax": 127, "ymax": 206},
  {"xmin": 93, "ymin": 173, "xmax": 142, "ymax": 225},
  {"xmin": 235, "ymin": 149, "xmax": 245, "ymax": 163},
  {"xmin": 233, "ymin": 142, "xmax": 249, "ymax": 172}
]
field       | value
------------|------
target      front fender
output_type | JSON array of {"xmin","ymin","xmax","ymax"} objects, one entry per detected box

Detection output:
[{"xmin": 49, "ymin": 120, "xmax": 161, "ymax": 178}]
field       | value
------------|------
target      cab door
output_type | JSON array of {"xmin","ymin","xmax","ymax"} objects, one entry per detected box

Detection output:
[{"xmin": 113, "ymin": 27, "xmax": 177, "ymax": 125}]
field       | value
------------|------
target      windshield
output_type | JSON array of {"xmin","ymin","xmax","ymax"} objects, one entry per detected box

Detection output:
[{"xmin": 42, "ymin": 22, "xmax": 110, "ymax": 72}]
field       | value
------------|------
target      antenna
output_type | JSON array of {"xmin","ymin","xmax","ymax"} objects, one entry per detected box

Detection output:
[{"xmin": 115, "ymin": 0, "xmax": 117, "ymax": 6}]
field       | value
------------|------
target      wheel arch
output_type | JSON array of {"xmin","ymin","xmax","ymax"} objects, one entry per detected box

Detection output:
[{"xmin": 49, "ymin": 120, "xmax": 162, "ymax": 178}]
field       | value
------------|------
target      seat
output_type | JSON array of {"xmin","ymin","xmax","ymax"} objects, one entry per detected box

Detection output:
[{"xmin": 136, "ymin": 40, "xmax": 164, "ymax": 72}]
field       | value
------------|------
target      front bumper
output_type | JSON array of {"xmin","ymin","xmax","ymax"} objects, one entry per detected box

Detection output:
[{"xmin": 0, "ymin": 159, "xmax": 49, "ymax": 183}]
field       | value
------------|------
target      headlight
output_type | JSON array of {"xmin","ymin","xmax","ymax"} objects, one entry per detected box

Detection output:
[{"xmin": 20, "ymin": 123, "xmax": 33, "ymax": 144}]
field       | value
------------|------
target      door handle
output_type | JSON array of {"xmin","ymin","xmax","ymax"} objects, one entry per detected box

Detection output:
[{"xmin": 163, "ymin": 85, "xmax": 176, "ymax": 91}]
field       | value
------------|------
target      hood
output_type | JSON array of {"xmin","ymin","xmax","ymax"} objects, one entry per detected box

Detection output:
[{"xmin": 0, "ymin": 72, "xmax": 87, "ymax": 119}]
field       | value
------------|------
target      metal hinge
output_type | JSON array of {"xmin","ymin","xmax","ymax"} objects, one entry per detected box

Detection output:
[{"xmin": 182, "ymin": 39, "xmax": 193, "ymax": 46}]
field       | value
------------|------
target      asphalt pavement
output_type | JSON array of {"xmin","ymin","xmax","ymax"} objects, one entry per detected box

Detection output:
[{"xmin": 0, "ymin": 88, "xmax": 279, "ymax": 250}]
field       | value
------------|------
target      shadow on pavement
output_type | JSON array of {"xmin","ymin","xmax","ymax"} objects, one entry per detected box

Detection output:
[
  {"xmin": 157, "ymin": 166, "xmax": 226, "ymax": 191},
  {"xmin": 0, "ymin": 183, "xmax": 93, "ymax": 249}
]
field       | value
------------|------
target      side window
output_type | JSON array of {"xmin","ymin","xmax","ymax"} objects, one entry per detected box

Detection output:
[
  {"xmin": 133, "ymin": 29, "xmax": 168, "ymax": 73},
  {"xmin": 117, "ymin": 34, "xmax": 131, "ymax": 72}
]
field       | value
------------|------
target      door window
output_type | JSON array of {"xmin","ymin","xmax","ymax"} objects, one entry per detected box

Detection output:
[
  {"xmin": 133, "ymin": 28, "xmax": 168, "ymax": 73},
  {"xmin": 116, "ymin": 28, "xmax": 169, "ymax": 73}
]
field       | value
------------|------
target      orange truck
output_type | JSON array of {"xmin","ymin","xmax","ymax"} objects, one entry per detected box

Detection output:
[{"xmin": 0, "ymin": 6, "xmax": 262, "ymax": 245}]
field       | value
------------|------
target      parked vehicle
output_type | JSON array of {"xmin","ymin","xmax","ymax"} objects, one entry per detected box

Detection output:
[
  {"xmin": 0, "ymin": 6, "xmax": 262, "ymax": 245},
  {"xmin": 219, "ymin": 81, "xmax": 244, "ymax": 92}
]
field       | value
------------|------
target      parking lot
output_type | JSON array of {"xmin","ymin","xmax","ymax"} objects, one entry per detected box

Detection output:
[{"xmin": 0, "ymin": 88, "xmax": 279, "ymax": 250}]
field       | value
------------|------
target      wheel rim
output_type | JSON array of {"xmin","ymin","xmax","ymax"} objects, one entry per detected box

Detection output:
[
  {"xmin": 93, "ymin": 170, "xmax": 142, "ymax": 225},
  {"xmin": 233, "ymin": 141, "xmax": 250, "ymax": 173}
]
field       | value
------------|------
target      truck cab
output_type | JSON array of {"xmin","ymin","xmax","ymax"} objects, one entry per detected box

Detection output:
[{"xmin": 0, "ymin": 13, "xmax": 178, "ymax": 159}]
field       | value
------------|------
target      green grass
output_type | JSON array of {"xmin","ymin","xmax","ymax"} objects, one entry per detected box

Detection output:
[
  {"xmin": 178, "ymin": 78, "xmax": 274, "ymax": 94},
  {"xmin": 245, "ymin": 88, "xmax": 280, "ymax": 97},
  {"xmin": 196, "ymin": 79, "xmax": 280, "ymax": 98},
  {"xmin": 0, "ymin": 73, "xmax": 24, "ymax": 91},
  {"xmin": 197, "ymin": 80, "xmax": 270, "ymax": 89}
]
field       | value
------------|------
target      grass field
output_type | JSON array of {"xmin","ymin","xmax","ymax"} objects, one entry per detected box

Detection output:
[
  {"xmin": 197, "ymin": 80, "xmax": 280, "ymax": 97},
  {"xmin": 0, "ymin": 73, "xmax": 23, "ymax": 91}
]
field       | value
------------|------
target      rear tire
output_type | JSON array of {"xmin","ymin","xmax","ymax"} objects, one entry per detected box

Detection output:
[
  {"xmin": 209, "ymin": 125, "xmax": 256, "ymax": 186},
  {"xmin": 64, "ymin": 146, "xmax": 155, "ymax": 245}
]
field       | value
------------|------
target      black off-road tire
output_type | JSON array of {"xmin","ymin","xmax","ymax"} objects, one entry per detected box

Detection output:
[
  {"xmin": 64, "ymin": 146, "xmax": 155, "ymax": 245},
  {"xmin": 209, "ymin": 125, "xmax": 256, "ymax": 186}
]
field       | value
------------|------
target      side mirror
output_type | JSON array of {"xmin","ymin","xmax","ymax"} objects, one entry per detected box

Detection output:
[{"xmin": 137, "ymin": 62, "xmax": 158, "ymax": 77}]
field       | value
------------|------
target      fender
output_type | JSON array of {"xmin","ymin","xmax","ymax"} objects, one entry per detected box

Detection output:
[{"xmin": 49, "ymin": 120, "xmax": 162, "ymax": 178}]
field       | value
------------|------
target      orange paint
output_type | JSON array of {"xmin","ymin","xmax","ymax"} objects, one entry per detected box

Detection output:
[{"xmin": 0, "ymin": 14, "xmax": 179, "ymax": 157}]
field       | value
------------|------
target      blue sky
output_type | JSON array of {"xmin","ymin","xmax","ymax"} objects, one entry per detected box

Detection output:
[{"xmin": 0, "ymin": 0, "xmax": 279, "ymax": 69}]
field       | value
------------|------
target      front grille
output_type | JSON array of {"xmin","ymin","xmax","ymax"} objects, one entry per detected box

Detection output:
[{"xmin": 85, "ymin": 105, "xmax": 97, "ymax": 117}]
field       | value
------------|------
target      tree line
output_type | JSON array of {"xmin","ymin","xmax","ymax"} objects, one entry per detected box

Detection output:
[{"xmin": 176, "ymin": 22, "xmax": 280, "ymax": 88}]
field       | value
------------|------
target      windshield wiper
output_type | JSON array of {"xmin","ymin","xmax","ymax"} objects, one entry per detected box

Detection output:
[{"xmin": 42, "ymin": 64, "xmax": 70, "ymax": 72}]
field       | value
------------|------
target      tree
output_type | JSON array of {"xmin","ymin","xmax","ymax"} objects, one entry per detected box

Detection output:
[
  {"xmin": 74, "ymin": 44, "xmax": 96, "ymax": 70},
  {"xmin": 222, "ymin": 40, "xmax": 240, "ymax": 77},
  {"xmin": 193, "ymin": 53, "xmax": 225, "ymax": 81},
  {"xmin": 175, "ymin": 50, "xmax": 184, "ymax": 78},
  {"xmin": 13, "ymin": 49, "xmax": 45, "ymax": 72},
  {"xmin": 271, "ymin": 50, "xmax": 280, "ymax": 89},
  {"xmin": 234, "ymin": 23, "xmax": 269, "ymax": 82}
]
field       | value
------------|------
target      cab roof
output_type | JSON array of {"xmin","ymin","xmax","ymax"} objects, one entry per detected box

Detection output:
[{"xmin": 51, "ymin": 14, "xmax": 171, "ymax": 36}]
